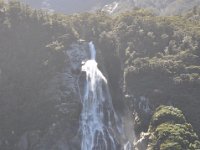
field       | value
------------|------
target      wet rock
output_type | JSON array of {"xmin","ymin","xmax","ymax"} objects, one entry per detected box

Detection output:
[{"xmin": 134, "ymin": 132, "xmax": 150, "ymax": 150}]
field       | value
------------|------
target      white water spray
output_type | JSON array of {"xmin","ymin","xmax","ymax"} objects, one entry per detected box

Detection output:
[{"xmin": 80, "ymin": 42, "xmax": 132, "ymax": 150}]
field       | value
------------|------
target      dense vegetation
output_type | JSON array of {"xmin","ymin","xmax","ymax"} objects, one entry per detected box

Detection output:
[
  {"xmin": 0, "ymin": 0, "xmax": 200, "ymax": 149},
  {"xmin": 0, "ymin": 1, "xmax": 79, "ymax": 149},
  {"xmin": 116, "ymin": 10, "xmax": 200, "ymax": 136},
  {"xmin": 147, "ymin": 106, "xmax": 200, "ymax": 150}
]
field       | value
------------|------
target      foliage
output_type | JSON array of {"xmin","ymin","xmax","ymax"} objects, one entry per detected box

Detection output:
[
  {"xmin": 147, "ymin": 106, "xmax": 200, "ymax": 150},
  {"xmin": 114, "ymin": 9, "xmax": 200, "ymax": 136},
  {"xmin": 1, "ymin": 0, "xmax": 200, "ymax": 149},
  {"xmin": 149, "ymin": 106, "xmax": 186, "ymax": 131},
  {"xmin": 0, "ymin": 1, "xmax": 78, "ymax": 149}
]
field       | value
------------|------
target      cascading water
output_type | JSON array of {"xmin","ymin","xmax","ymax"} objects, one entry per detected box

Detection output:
[{"xmin": 79, "ymin": 42, "xmax": 132, "ymax": 150}]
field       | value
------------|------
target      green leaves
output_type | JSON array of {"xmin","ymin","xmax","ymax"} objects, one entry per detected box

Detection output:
[{"xmin": 148, "ymin": 106, "xmax": 200, "ymax": 150}]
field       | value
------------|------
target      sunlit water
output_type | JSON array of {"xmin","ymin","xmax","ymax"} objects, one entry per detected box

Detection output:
[{"xmin": 80, "ymin": 42, "xmax": 132, "ymax": 150}]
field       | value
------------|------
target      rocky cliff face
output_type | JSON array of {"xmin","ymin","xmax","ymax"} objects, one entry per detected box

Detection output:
[{"xmin": 13, "ymin": 42, "xmax": 90, "ymax": 150}]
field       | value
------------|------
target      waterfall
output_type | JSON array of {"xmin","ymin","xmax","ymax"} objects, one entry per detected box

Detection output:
[
  {"xmin": 79, "ymin": 42, "xmax": 132, "ymax": 150},
  {"xmin": 89, "ymin": 42, "xmax": 96, "ymax": 60}
]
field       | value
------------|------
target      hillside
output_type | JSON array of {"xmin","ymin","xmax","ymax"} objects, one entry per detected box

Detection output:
[
  {"xmin": 131, "ymin": 0, "xmax": 200, "ymax": 15},
  {"xmin": 15, "ymin": 0, "xmax": 200, "ymax": 15},
  {"xmin": 0, "ymin": 0, "xmax": 200, "ymax": 150},
  {"xmin": 17, "ymin": 0, "xmax": 115, "ymax": 13}
]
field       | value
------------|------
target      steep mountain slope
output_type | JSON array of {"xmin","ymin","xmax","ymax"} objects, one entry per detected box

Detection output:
[
  {"xmin": 132, "ymin": 0, "xmax": 200, "ymax": 15},
  {"xmin": 0, "ymin": 1, "xmax": 81, "ymax": 149},
  {"xmin": 102, "ymin": 0, "xmax": 200, "ymax": 15},
  {"xmin": 14, "ymin": 0, "xmax": 200, "ymax": 15},
  {"xmin": 18, "ymin": 0, "xmax": 115, "ymax": 13},
  {"xmin": 1, "ymin": 1, "xmax": 200, "ymax": 150}
]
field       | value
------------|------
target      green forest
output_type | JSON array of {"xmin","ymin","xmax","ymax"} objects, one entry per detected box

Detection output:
[{"xmin": 0, "ymin": 0, "xmax": 200, "ymax": 149}]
